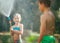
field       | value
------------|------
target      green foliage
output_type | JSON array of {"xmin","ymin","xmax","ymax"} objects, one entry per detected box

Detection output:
[
  {"xmin": 25, "ymin": 34, "xmax": 39, "ymax": 43},
  {"xmin": 0, "ymin": 35, "xmax": 13, "ymax": 43}
]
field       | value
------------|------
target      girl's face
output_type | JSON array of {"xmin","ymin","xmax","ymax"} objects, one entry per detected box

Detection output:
[{"xmin": 13, "ymin": 15, "xmax": 21, "ymax": 23}]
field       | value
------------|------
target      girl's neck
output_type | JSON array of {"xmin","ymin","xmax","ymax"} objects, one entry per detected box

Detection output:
[{"xmin": 15, "ymin": 22, "xmax": 20, "ymax": 26}]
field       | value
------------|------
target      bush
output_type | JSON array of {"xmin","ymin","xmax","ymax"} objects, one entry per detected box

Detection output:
[
  {"xmin": 0, "ymin": 35, "xmax": 13, "ymax": 43},
  {"xmin": 25, "ymin": 34, "xmax": 39, "ymax": 43}
]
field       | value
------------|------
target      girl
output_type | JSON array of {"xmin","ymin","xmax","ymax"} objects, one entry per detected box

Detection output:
[{"xmin": 10, "ymin": 13, "xmax": 23, "ymax": 43}]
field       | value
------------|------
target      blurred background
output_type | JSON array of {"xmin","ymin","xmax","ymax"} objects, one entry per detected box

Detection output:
[{"xmin": 0, "ymin": 0, "xmax": 60, "ymax": 43}]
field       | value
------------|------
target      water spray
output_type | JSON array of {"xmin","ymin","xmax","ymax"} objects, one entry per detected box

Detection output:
[
  {"xmin": 0, "ymin": 0, "xmax": 15, "ymax": 17},
  {"xmin": 0, "ymin": 0, "xmax": 15, "ymax": 26}
]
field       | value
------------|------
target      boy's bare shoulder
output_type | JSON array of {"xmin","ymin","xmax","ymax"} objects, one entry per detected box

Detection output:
[{"xmin": 40, "ymin": 14, "xmax": 47, "ymax": 20}]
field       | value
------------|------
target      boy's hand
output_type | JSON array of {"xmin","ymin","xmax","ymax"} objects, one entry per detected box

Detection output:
[{"xmin": 38, "ymin": 38, "xmax": 40, "ymax": 43}]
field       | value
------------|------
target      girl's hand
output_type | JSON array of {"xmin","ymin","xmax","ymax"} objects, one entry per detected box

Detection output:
[{"xmin": 12, "ymin": 30, "xmax": 21, "ymax": 34}]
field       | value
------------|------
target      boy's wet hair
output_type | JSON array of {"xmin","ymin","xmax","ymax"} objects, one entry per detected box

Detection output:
[{"xmin": 38, "ymin": 0, "xmax": 51, "ymax": 7}]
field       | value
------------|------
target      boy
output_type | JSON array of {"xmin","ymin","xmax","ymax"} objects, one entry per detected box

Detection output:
[
  {"xmin": 10, "ymin": 13, "xmax": 23, "ymax": 43},
  {"xmin": 38, "ymin": 0, "xmax": 55, "ymax": 43}
]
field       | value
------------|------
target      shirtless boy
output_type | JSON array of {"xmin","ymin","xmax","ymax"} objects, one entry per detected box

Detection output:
[{"xmin": 38, "ymin": 0, "xmax": 55, "ymax": 43}]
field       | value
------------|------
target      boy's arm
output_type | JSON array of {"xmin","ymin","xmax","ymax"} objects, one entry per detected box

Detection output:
[{"xmin": 38, "ymin": 15, "xmax": 46, "ymax": 43}]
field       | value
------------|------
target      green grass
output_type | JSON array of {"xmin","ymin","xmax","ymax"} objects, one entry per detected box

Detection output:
[
  {"xmin": 0, "ymin": 34, "xmax": 13, "ymax": 43},
  {"xmin": 25, "ymin": 32, "xmax": 39, "ymax": 43}
]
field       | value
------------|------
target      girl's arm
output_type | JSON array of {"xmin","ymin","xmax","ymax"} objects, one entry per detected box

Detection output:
[
  {"xmin": 38, "ymin": 15, "xmax": 46, "ymax": 43},
  {"xmin": 12, "ymin": 24, "xmax": 23, "ymax": 35}
]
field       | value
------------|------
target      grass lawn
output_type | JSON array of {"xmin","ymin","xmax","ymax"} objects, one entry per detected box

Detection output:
[{"xmin": 0, "ymin": 32, "xmax": 13, "ymax": 43}]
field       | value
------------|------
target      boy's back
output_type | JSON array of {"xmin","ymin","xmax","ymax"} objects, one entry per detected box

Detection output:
[{"xmin": 41, "ymin": 10, "xmax": 55, "ymax": 35}]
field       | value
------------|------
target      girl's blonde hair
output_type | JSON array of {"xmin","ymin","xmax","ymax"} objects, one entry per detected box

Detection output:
[{"xmin": 13, "ymin": 13, "xmax": 22, "ymax": 22}]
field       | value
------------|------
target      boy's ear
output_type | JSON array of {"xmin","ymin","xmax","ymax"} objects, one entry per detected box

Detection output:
[{"xmin": 41, "ymin": 3, "xmax": 45, "ymax": 6}]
